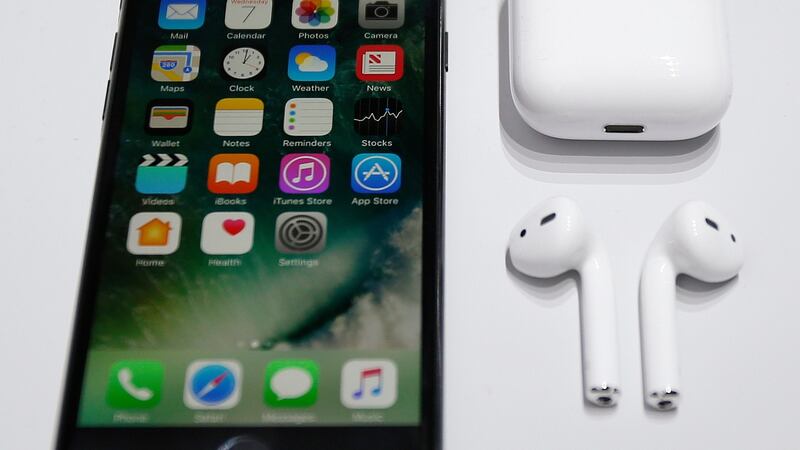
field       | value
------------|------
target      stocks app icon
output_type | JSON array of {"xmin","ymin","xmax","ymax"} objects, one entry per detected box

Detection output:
[
  {"xmin": 353, "ymin": 98, "xmax": 403, "ymax": 136},
  {"xmin": 275, "ymin": 212, "xmax": 327, "ymax": 254}
]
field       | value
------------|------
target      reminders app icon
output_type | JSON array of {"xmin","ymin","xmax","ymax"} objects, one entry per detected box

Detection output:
[
  {"xmin": 284, "ymin": 98, "xmax": 333, "ymax": 137},
  {"xmin": 159, "ymin": 0, "xmax": 206, "ymax": 30},
  {"xmin": 288, "ymin": 45, "xmax": 336, "ymax": 82}
]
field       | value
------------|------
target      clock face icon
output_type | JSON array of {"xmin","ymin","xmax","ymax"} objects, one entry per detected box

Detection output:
[{"xmin": 223, "ymin": 47, "xmax": 266, "ymax": 80}]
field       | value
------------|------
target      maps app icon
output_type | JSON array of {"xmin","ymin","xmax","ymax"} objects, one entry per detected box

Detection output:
[
  {"xmin": 151, "ymin": 45, "xmax": 201, "ymax": 82},
  {"xmin": 351, "ymin": 153, "xmax": 402, "ymax": 194}
]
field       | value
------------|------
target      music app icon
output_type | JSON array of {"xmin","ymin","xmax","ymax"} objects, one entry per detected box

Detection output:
[
  {"xmin": 340, "ymin": 359, "xmax": 398, "ymax": 409},
  {"xmin": 279, "ymin": 154, "xmax": 330, "ymax": 194}
]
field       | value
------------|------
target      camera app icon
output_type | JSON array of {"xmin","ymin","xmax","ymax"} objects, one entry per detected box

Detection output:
[{"xmin": 359, "ymin": 0, "xmax": 405, "ymax": 29}]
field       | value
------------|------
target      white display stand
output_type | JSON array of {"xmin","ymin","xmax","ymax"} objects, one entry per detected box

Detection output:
[{"xmin": 0, "ymin": 1, "xmax": 798, "ymax": 449}]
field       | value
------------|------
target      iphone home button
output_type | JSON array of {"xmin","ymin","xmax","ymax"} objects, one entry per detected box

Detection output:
[{"xmin": 217, "ymin": 436, "xmax": 269, "ymax": 450}]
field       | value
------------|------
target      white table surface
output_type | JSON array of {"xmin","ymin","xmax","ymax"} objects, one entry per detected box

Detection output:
[{"xmin": 1, "ymin": 1, "xmax": 799, "ymax": 449}]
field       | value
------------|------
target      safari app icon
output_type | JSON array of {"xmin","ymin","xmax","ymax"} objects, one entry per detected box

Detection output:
[{"xmin": 264, "ymin": 360, "xmax": 320, "ymax": 408}]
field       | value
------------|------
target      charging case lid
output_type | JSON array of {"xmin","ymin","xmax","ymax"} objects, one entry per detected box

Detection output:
[{"xmin": 509, "ymin": 0, "xmax": 732, "ymax": 141}]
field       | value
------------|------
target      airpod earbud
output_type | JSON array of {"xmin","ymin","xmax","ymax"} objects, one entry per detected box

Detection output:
[
  {"xmin": 640, "ymin": 201, "xmax": 744, "ymax": 411},
  {"xmin": 508, "ymin": 197, "xmax": 621, "ymax": 407}
]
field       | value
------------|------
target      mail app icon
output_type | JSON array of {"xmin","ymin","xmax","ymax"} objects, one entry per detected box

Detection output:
[{"xmin": 159, "ymin": 0, "xmax": 206, "ymax": 30}]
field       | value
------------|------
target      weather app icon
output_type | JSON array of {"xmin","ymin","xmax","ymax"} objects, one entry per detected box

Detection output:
[
  {"xmin": 351, "ymin": 153, "xmax": 402, "ymax": 194},
  {"xmin": 183, "ymin": 361, "xmax": 242, "ymax": 410},
  {"xmin": 288, "ymin": 45, "xmax": 336, "ymax": 82}
]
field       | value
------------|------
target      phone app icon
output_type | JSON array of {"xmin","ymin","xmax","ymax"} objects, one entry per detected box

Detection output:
[
  {"xmin": 275, "ymin": 212, "xmax": 327, "ymax": 254},
  {"xmin": 288, "ymin": 45, "xmax": 336, "ymax": 82},
  {"xmin": 280, "ymin": 154, "xmax": 330, "ymax": 194},
  {"xmin": 214, "ymin": 98, "xmax": 264, "ymax": 137},
  {"xmin": 356, "ymin": 45, "xmax": 404, "ymax": 82},
  {"xmin": 127, "ymin": 212, "xmax": 182, "ymax": 255},
  {"xmin": 106, "ymin": 361, "xmax": 164, "ymax": 409},
  {"xmin": 201, "ymin": 212, "xmax": 255, "ymax": 255},
  {"xmin": 226, "ymin": 0, "xmax": 273, "ymax": 30},
  {"xmin": 136, "ymin": 153, "xmax": 188, "ymax": 195},
  {"xmin": 284, "ymin": 98, "xmax": 333, "ymax": 137},
  {"xmin": 292, "ymin": 0, "xmax": 339, "ymax": 30},
  {"xmin": 159, "ymin": 0, "xmax": 206, "ymax": 30},
  {"xmin": 351, "ymin": 154, "xmax": 402, "ymax": 194},
  {"xmin": 151, "ymin": 45, "xmax": 201, "ymax": 82},
  {"xmin": 354, "ymin": 98, "xmax": 404, "ymax": 136},
  {"xmin": 208, "ymin": 154, "xmax": 260, "ymax": 195},
  {"xmin": 146, "ymin": 100, "xmax": 192, "ymax": 134},
  {"xmin": 264, "ymin": 360, "xmax": 320, "ymax": 408},
  {"xmin": 359, "ymin": 0, "xmax": 405, "ymax": 29},
  {"xmin": 340, "ymin": 359, "xmax": 398, "ymax": 409},
  {"xmin": 184, "ymin": 360, "xmax": 242, "ymax": 410}
]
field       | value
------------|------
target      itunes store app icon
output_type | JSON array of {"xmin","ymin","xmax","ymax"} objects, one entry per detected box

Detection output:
[{"xmin": 279, "ymin": 154, "xmax": 330, "ymax": 194}]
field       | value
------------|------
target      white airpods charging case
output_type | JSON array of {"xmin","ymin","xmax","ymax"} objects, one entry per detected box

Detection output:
[{"xmin": 509, "ymin": 0, "xmax": 732, "ymax": 141}]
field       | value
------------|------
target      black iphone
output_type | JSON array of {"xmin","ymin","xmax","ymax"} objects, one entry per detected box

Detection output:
[{"xmin": 56, "ymin": 1, "xmax": 444, "ymax": 448}]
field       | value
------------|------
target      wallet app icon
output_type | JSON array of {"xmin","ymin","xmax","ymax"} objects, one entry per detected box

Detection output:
[{"xmin": 159, "ymin": 0, "xmax": 207, "ymax": 30}]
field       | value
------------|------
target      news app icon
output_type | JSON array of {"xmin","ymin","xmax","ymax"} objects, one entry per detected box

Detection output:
[
  {"xmin": 356, "ymin": 45, "xmax": 404, "ymax": 82},
  {"xmin": 340, "ymin": 359, "xmax": 398, "ymax": 409}
]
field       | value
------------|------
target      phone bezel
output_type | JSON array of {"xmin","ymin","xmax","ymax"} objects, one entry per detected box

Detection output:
[{"xmin": 54, "ymin": 0, "xmax": 445, "ymax": 448}]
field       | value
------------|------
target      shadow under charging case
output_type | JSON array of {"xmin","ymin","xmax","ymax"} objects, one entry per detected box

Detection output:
[{"xmin": 509, "ymin": 0, "xmax": 732, "ymax": 141}]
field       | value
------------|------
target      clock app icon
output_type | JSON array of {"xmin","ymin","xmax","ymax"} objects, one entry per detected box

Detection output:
[{"xmin": 223, "ymin": 47, "xmax": 266, "ymax": 80}]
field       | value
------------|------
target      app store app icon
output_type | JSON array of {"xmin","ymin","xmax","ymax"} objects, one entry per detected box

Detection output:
[{"xmin": 351, "ymin": 153, "xmax": 402, "ymax": 194}]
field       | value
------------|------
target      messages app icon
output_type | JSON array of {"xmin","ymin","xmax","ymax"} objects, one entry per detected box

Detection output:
[
  {"xmin": 159, "ymin": 0, "xmax": 207, "ymax": 30},
  {"xmin": 288, "ymin": 45, "xmax": 336, "ymax": 82},
  {"xmin": 264, "ymin": 360, "xmax": 319, "ymax": 408}
]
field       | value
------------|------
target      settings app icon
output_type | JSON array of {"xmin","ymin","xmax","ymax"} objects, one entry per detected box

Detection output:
[{"xmin": 275, "ymin": 212, "xmax": 328, "ymax": 254}]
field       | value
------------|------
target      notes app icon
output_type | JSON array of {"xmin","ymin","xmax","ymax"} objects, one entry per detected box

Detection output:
[
  {"xmin": 340, "ymin": 359, "xmax": 398, "ymax": 409},
  {"xmin": 284, "ymin": 98, "xmax": 333, "ymax": 137},
  {"xmin": 208, "ymin": 154, "xmax": 260, "ymax": 194},
  {"xmin": 214, "ymin": 98, "xmax": 265, "ymax": 137}
]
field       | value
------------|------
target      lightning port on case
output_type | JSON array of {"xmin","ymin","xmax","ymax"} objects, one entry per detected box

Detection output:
[{"xmin": 604, "ymin": 125, "xmax": 645, "ymax": 134}]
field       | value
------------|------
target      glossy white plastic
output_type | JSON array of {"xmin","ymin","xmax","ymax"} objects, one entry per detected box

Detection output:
[
  {"xmin": 508, "ymin": 197, "xmax": 620, "ymax": 406},
  {"xmin": 640, "ymin": 201, "xmax": 744, "ymax": 410},
  {"xmin": 509, "ymin": 0, "xmax": 732, "ymax": 141}
]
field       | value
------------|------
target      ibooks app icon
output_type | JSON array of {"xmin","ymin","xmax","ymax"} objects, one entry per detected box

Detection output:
[{"xmin": 208, "ymin": 154, "xmax": 260, "ymax": 194}]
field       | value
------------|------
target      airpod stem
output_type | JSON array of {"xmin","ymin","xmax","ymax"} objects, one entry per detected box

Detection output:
[
  {"xmin": 578, "ymin": 249, "xmax": 620, "ymax": 407},
  {"xmin": 640, "ymin": 250, "xmax": 681, "ymax": 411}
]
